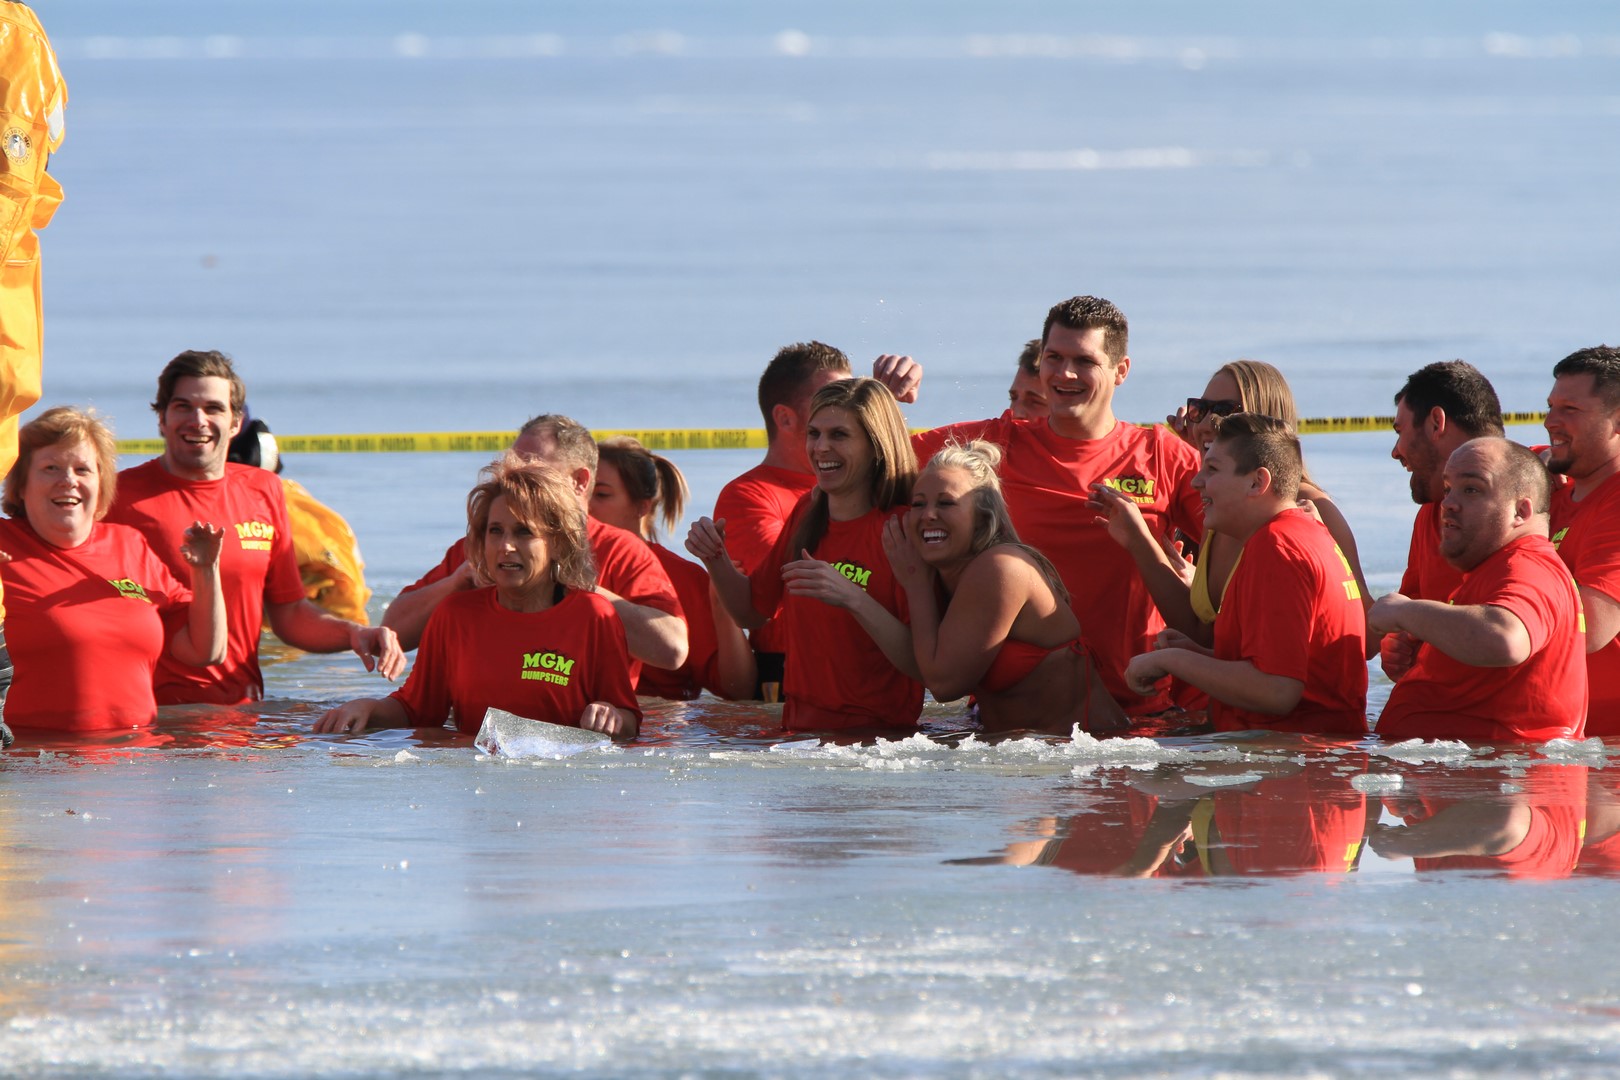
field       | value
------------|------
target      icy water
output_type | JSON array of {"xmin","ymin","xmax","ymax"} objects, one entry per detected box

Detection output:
[{"xmin": 7, "ymin": 1, "xmax": 1620, "ymax": 1075}]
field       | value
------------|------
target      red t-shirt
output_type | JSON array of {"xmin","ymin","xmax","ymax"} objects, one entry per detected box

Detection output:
[
  {"xmin": 913, "ymin": 416, "xmax": 1203, "ymax": 715},
  {"xmin": 750, "ymin": 501, "xmax": 923, "ymax": 731},
  {"xmin": 391, "ymin": 587, "xmax": 639, "ymax": 734},
  {"xmin": 1551, "ymin": 471, "xmax": 1620, "ymax": 735},
  {"xmin": 400, "ymin": 516, "xmax": 683, "ymax": 683},
  {"xmin": 1378, "ymin": 535, "xmax": 1586, "ymax": 743},
  {"xmin": 106, "ymin": 460, "xmax": 305, "ymax": 705},
  {"xmin": 713, "ymin": 462, "xmax": 816, "ymax": 655},
  {"xmin": 635, "ymin": 543, "xmax": 722, "ymax": 700},
  {"xmin": 1209, "ymin": 510, "xmax": 1367, "ymax": 734},
  {"xmin": 0, "ymin": 518, "xmax": 190, "ymax": 731},
  {"xmin": 1398, "ymin": 502, "xmax": 1465, "ymax": 602}
]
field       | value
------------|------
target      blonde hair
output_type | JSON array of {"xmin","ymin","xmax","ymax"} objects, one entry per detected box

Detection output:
[
  {"xmin": 465, "ymin": 452, "xmax": 596, "ymax": 591},
  {"xmin": 922, "ymin": 440, "xmax": 1068, "ymax": 605},
  {"xmin": 3, "ymin": 406, "xmax": 119, "ymax": 520},
  {"xmin": 790, "ymin": 378, "xmax": 917, "ymax": 555},
  {"xmin": 1215, "ymin": 358, "xmax": 1315, "ymax": 485},
  {"xmin": 596, "ymin": 436, "xmax": 688, "ymax": 541}
]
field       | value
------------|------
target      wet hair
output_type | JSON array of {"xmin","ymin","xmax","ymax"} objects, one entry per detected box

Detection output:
[
  {"xmin": 596, "ymin": 435, "xmax": 689, "ymax": 541},
  {"xmin": 1476, "ymin": 438, "xmax": 1552, "ymax": 516},
  {"xmin": 3, "ymin": 406, "xmax": 120, "ymax": 520},
  {"xmin": 1016, "ymin": 338, "xmax": 1042, "ymax": 377},
  {"xmin": 1394, "ymin": 360, "xmax": 1505, "ymax": 437},
  {"xmin": 1214, "ymin": 358, "xmax": 1316, "ymax": 485},
  {"xmin": 1040, "ymin": 296, "xmax": 1128, "ymax": 365},
  {"xmin": 1552, "ymin": 345, "xmax": 1620, "ymax": 411},
  {"xmin": 789, "ymin": 377, "xmax": 916, "ymax": 556},
  {"xmin": 151, "ymin": 349, "xmax": 246, "ymax": 417},
  {"xmin": 1211, "ymin": 413, "xmax": 1303, "ymax": 502},
  {"xmin": 516, "ymin": 413, "xmax": 599, "ymax": 477},
  {"xmin": 465, "ymin": 452, "xmax": 596, "ymax": 591},
  {"xmin": 757, "ymin": 341, "xmax": 852, "ymax": 441},
  {"xmin": 923, "ymin": 440, "xmax": 1068, "ymax": 605}
]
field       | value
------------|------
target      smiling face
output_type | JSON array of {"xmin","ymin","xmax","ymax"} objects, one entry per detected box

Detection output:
[
  {"xmin": 483, "ymin": 495, "xmax": 556, "ymax": 603},
  {"xmin": 806, "ymin": 404, "xmax": 875, "ymax": 503},
  {"xmin": 158, "ymin": 375, "xmax": 242, "ymax": 481},
  {"xmin": 1545, "ymin": 372, "xmax": 1620, "ymax": 481},
  {"xmin": 1039, "ymin": 324, "xmax": 1127, "ymax": 438},
  {"xmin": 1390, "ymin": 398, "xmax": 1446, "ymax": 504},
  {"xmin": 25, "ymin": 438, "xmax": 101, "ymax": 549},
  {"xmin": 1437, "ymin": 442, "xmax": 1521, "ymax": 571},
  {"xmin": 1188, "ymin": 369, "xmax": 1243, "ymax": 455},
  {"xmin": 908, "ymin": 465, "xmax": 978, "ymax": 567},
  {"xmin": 1191, "ymin": 437, "xmax": 1256, "ymax": 537}
]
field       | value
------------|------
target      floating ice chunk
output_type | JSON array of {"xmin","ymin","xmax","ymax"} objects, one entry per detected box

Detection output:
[
  {"xmin": 1540, "ymin": 737, "xmax": 1610, "ymax": 765},
  {"xmin": 1181, "ymin": 771, "xmax": 1265, "ymax": 788},
  {"xmin": 1351, "ymin": 772, "xmax": 1404, "ymax": 794},
  {"xmin": 393, "ymin": 749, "xmax": 419, "ymax": 764},
  {"xmin": 473, "ymin": 708, "xmax": 610, "ymax": 760},
  {"xmin": 768, "ymin": 739, "xmax": 823, "ymax": 754},
  {"xmin": 1371, "ymin": 738, "xmax": 1478, "ymax": 764}
]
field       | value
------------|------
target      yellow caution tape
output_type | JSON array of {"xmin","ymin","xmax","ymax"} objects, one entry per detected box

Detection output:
[{"xmin": 111, "ymin": 414, "xmax": 1550, "ymax": 455}]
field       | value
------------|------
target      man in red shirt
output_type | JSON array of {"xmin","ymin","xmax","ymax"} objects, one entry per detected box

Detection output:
[
  {"xmin": 1006, "ymin": 338, "xmax": 1046, "ymax": 421},
  {"xmin": 1383, "ymin": 360, "xmax": 1504, "ymax": 681},
  {"xmin": 1372, "ymin": 438, "xmax": 1585, "ymax": 743},
  {"xmin": 711, "ymin": 343, "xmax": 921, "ymax": 698},
  {"xmin": 1124, "ymin": 415, "xmax": 1366, "ymax": 733},
  {"xmin": 382, "ymin": 414, "xmax": 688, "ymax": 680},
  {"xmin": 108, "ymin": 350, "xmax": 404, "ymax": 705},
  {"xmin": 913, "ymin": 296, "xmax": 1204, "ymax": 716},
  {"xmin": 1546, "ymin": 345, "xmax": 1620, "ymax": 735}
]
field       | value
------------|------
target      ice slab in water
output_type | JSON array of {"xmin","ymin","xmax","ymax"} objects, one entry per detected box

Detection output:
[{"xmin": 473, "ymin": 708, "xmax": 611, "ymax": 759}]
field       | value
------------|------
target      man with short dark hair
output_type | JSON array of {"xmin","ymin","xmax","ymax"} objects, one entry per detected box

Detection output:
[
  {"xmin": 1006, "ymin": 338, "xmax": 1046, "ymax": 420},
  {"xmin": 1373, "ymin": 438, "xmax": 1585, "ymax": 743},
  {"xmin": 1383, "ymin": 360, "xmax": 1505, "ymax": 680},
  {"xmin": 1124, "ymin": 415, "xmax": 1367, "ymax": 733},
  {"xmin": 710, "ymin": 343, "xmax": 921, "ymax": 697},
  {"xmin": 913, "ymin": 296, "xmax": 1204, "ymax": 717},
  {"xmin": 1545, "ymin": 344, "xmax": 1620, "ymax": 734},
  {"xmin": 108, "ymin": 350, "xmax": 404, "ymax": 705},
  {"xmin": 382, "ymin": 413, "xmax": 689, "ymax": 681}
]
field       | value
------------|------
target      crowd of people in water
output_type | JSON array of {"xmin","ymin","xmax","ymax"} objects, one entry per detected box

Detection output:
[{"xmin": 1, "ymin": 295, "xmax": 1617, "ymax": 759}]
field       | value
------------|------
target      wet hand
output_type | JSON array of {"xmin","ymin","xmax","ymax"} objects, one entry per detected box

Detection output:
[
  {"xmin": 314, "ymin": 699, "xmax": 376, "ymax": 735},
  {"xmin": 1379, "ymin": 630, "xmax": 1418, "ymax": 682},
  {"xmin": 1124, "ymin": 652, "xmax": 1170, "ymax": 696},
  {"xmin": 179, "ymin": 521, "xmax": 225, "ymax": 567},
  {"xmin": 783, "ymin": 550, "xmax": 863, "ymax": 609},
  {"xmin": 1367, "ymin": 592, "xmax": 1411, "ymax": 637},
  {"xmin": 1085, "ymin": 482, "xmax": 1152, "ymax": 547},
  {"xmin": 881, "ymin": 512, "xmax": 932, "ymax": 591},
  {"xmin": 351, "ymin": 624, "xmax": 406, "ymax": 681},
  {"xmin": 685, "ymin": 516, "xmax": 729, "ymax": 564},
  {"xmin": 579, "ymin": 701, "xmax": 635, "ymax": 737},
  {"xmin": 871, "ymin": 353, "xmax": 922, "ymax": 403}
]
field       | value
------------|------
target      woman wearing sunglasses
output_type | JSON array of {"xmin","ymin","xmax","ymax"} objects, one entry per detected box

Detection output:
[{"xmin": 1091, "ymin": 360, "xmax": 1372, "ymax": 649}]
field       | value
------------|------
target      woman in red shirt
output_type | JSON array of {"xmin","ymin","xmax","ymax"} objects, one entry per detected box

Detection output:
[
  {"xmin": 688, "ymin": 378, "xmax": 923, "ymax": 733},
  {"xmin": 591, "ymin": 436, "xmax": 755, "ymax": 701},
  {"xmin": 0, "ymin": 406, "xmax": 224, "ymax": 736},
  {"xmin": 316, "ymin": 455, "xmax": 639, "ymax": 737}
]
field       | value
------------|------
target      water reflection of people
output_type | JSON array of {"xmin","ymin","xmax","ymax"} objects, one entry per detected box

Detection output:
[
  {"xmin": 316, "ymin": 455, "xmax": 640, "ymax": 738},
  {"xmin": 0, "ymin": 407, "xmax": 225, "ymax": 734},
  {"xmin": 882, "ymin": 440, "xmax": 1126, "ymax": 735},
  {"xmin": 1370, "ymin": 764, "xmax": 1586, "ymax": 879}
]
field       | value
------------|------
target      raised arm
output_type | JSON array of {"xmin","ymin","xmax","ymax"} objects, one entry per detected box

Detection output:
[
  {"xmin": 381, "ymin": 558, "xmax": 479, "ymax": 651},
  {"xmin": 168, "ymin": 521, "xmax": 228, "ymax": 668},
  {"xmin": 686, "ymin": 516, "xmax": 767, "ymax": 630}
]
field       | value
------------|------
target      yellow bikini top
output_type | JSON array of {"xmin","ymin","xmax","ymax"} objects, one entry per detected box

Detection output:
[{"xmin": 1189, "ymin": 530, "xmax": 1242, "ymax": 625}]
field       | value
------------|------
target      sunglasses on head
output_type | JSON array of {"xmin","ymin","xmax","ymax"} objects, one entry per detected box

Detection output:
[{"xmin": 1185, "ymin": 397, "xmax": 1243, "ymax": 423}]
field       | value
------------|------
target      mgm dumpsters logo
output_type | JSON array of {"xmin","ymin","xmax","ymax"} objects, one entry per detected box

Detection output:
[{"xmin": 521, "ymin": 650, "xmax": 574, "ymax": 686}]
